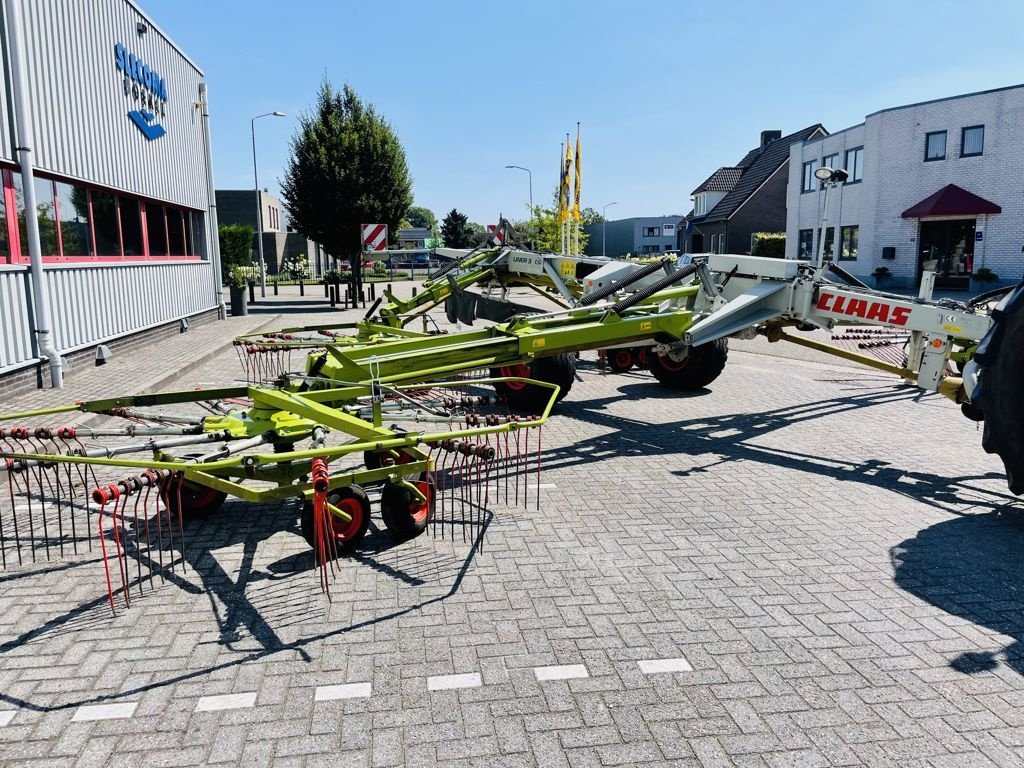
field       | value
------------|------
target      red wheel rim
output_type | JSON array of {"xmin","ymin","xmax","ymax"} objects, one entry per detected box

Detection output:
[
  {"xmin": 409, "ymin": 481, "xmax": 433, "ymax": 525},
  {"xmin": 612, "ymin": 350, "xmax": 632, "ymax": 368},
  {"xmin": 656, "ymin": 354, "xmax": 689, "ymax": 372},
  {"xmin": 499, "ymin": 364, "xmax": 531, "ymax": 391},
  {"xmin": 329, "ymin": 497, "xmax": 365, "ymax": 541}
]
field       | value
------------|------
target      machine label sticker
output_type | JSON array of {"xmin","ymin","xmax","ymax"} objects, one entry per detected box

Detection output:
[
  {"xmin": 532, "ymin": 338, "xmax": 546, "ymax": 348},
  {"xmin": 640, "ymin": 321, "xmax": 652, "ymax": 330},
  {"xmin": 816, "ymin": 292, "xmax": 911, "ymax": 326},
  {"xmin": 115, "ymin": 42, "xmax": 168, "ymax": 141},
  {"xmin": 509, "ymin": 253, "xmax": 544, "ymax": 275}
]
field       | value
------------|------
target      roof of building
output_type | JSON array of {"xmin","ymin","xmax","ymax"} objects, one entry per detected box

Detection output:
[
  {"xmin": 691, "ymin": 167, "xmax": 743, "ymax": 195},
  {"xmin": 735, "ymin": 148, "xmax": 762, "ymax": 169},
  {"xmin": 901, "ymin": 184, "xmax": 1002, "ymax": 218},
  {"xmin": 691, "ymin": 124, "xmax": 827, "ymax": 224}
]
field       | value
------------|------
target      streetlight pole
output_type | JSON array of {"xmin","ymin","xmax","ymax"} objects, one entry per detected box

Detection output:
[
  {"xmin": 602, "ymin": 201, "xmax": 618, "ymax": 258},
  {"xmin": 251, "ymin": 111, "xmax": 285, "ymax": 298},
  {"xmin": 505, "ymin": 165, "xmax": 533, "ymax": 248}
]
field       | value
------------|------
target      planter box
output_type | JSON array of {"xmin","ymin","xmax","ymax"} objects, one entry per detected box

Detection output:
[{"xmin": 229, "ymin": 285, "xmax": 248, "ymax": 316}]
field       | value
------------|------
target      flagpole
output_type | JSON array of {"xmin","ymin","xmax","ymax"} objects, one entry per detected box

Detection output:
[
  {"xmin": 574, "ymin": 122, "xmax": 580, "ymax": 256},
  {"xmin": 559, "ymin": 141, "xmax": 565, "ymax": 255},
  {"xmin": 565, "ymin": 132, "xmax": 571, "ymax": 256}
]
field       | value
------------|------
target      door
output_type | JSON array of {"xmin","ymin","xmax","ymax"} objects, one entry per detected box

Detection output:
[
  {"xmin": 918, "ymin": 219, "xmax": 975, "ymax": 290},
  {"xmin": 690, "ymin": 232, "xmax": 704, "ymax": 253}
]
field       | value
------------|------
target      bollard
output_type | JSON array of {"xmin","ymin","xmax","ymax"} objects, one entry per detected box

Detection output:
[
  {"xmin": 273, "ymin": 281, "xmax": 278, "ymax": 296},
  {"xmin": 299, "ymin": 280, "xmax": 305, "ymax": 297},
  {"xmin": 329, "ymin": 285, "xmax": 337, "ymax": 307},
  {"xmin": 387, "ymin": 283, "xmax": 392, "ymax": 295},
  {"xmin": 248, "ymin": 282, "xmax": 255, "ymax": 303},
  {"xmin": 369, "ymin": 284, "xmax": 376, "ymax": 301},
  {"xmin": 343, "ymin": 290, "xmax": 349, "ymax": 310},
  {"xmin": 324, "ymin": 280, "xmax": 329, "ymax": 298},
  {"xmin": 412, "ymin": 286, "xmax": 417, "ymax": 297},
  {"xmin": 360, "ymin": 290, "xmax": 366, "ymax": 308}
]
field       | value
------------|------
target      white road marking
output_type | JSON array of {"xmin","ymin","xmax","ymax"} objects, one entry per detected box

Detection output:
[
  {"xmin": 314, "ymin": 683, "xmax": 372, "ymax": 701},
  {"xmin": 195, "ymin": 692, "xmax": 257, "ymax": 712},
  {"xmin": 71, "ymin": 702, "xmax": 138, "ymax": 722},
  {"xmin": 534, "ymin": 664, "xmax": 589, "ymax": 681},
  {"xmin": 638, "ymin": 657, "xmax": 693, "ymax": 674},
  {"xmin": 0, "ymin": 711, "xmax": 15, "ymax": 727},
  {"xmin": 427, "ymin": 673, "xmax": 482, "ymax": 691}
]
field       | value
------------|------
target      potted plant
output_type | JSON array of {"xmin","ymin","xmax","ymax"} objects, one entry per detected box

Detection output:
[
  {"xmin": 973, "ymin": 266, "xmax": 998, "ymax": 285},
  {"xmin": 229, "ymin": 266, "xmax": 249, "ymax": 316},
  {"xmin": 871, "ymin": 265, "xmax": 891, "ymax": 288}
]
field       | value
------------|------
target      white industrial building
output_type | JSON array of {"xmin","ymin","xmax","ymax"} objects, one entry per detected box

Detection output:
[
  {"xmin": 0, "ymin": 0, "xmax": 222, "ymax": 393},
  {"xmin": 785, "ymin": 85, "xmax": 1024, "ymax": 290}
]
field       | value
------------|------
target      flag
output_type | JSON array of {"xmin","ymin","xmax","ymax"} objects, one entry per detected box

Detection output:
[
  {"xmin": 572, "ymin": 125, "xmax": 582, "ymax": 222},
  {"xmin": 558, "ymin": 142, "xmax": 566, "ymax": 224},
  {"xmin": 561, "ymin": 139, "xmax": 573, "ymax": 224}
]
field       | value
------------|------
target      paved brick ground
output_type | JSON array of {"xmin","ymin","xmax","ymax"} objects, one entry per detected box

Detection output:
[{"xmin": 1, "ymin": 286, "xmax": 1022, "ymax": 767}]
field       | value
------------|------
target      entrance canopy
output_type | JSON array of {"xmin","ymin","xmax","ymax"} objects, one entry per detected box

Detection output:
[{"xmin": 901, "ymin": 184, "xmax": 1001, "ymax": 218}]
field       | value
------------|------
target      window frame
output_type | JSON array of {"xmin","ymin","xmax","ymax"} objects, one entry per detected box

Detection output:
[
  {"xmin": 802, "ymin": 160, "xmax": 818, "ymax": 193},
  {"xmin": 961, "ymin": 125, "xmax": 984, "ymax": 157},
  {"xmin": 844, "ymin": 147, "xmax": 864, "ymax": 183},
  {"xmin": 924, "ymin": 130, "xmax": 947, "ymax": 162},
  {"xmin": 797, "ymin": 229, "xmax": 815, "ymax": 259},
  {"xmin": 839, "ymin": 225, "xmax": 859, "ymax": 262},
  {"xmin": 642, "ymin": 226, "xmax": 662, "ymax": 238}
]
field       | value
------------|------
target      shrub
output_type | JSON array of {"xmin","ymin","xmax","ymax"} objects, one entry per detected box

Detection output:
[
  {"xmin": 974, "ymin": 267, "xmax": 998, "ymax": 282},
  {"xmin": 751, "ymin": 232, "xmax": 786, "ymax": 258},
  {"xmin": 218, "ymin": 225, "xmax": 254, "ymax": 282}
]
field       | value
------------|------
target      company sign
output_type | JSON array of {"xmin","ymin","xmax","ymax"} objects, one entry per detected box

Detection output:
[{"xmin": 115, "ymin": 42, "xmax": 168, "ymax": 141}]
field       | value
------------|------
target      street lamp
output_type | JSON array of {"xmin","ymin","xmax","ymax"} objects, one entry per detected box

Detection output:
[
  {"xmin": 505, "ymin": 165, "xmax": 533, "ymax": 247},
  {"xmin": 813, "ymin": 166, "xmax": 848, "ymax": 268},
  {"xmin": 602, "ymin": 201, "xmax": 618, "ymax": 258},
  {"xmin": 251, "ymin": 110, "xmax": 285, "ymax": 298}
]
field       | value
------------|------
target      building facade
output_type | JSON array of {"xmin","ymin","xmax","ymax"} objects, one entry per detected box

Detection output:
[
  {"xmin": 0, "ymin": 0, "xmax": 222, "ymax": 389},
  {"xmin": 786, "ymin": 85, "xmax": 1024, "ymax": 290},
  {"xmin": 216, "ymin": 189, "xmax": 323, "ymax": 277},
  {"xmin": 582, "ymin": 216, "xmax": 681, "ymax": 258}
]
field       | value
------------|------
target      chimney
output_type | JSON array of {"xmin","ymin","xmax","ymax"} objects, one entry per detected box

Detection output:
[{"xmin": 760, "ymin": 130, "xmax": 781, "ymax": 148}]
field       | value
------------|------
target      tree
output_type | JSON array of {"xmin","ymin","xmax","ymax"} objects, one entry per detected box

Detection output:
[
  {"xmin": 580, "ymin": 207, "xmax": 604, "ymax": 225},
  {"xmin": 281, "ymin": 80, "xmax": 413, "ymax": 292},
  {"xmin": 512, "ymin": 188, "xmax": 589, "ymax": 253},
  {"xmin": 440, "ymin": 208, "xmax": 475, "ymax": 248},
  {"xmin": 219, "ymin": 224, "xmax": 255, "ymax": 282},
  {"xmin": 405, "ymin": 205, "xmax": 437, "ymax": 232}
]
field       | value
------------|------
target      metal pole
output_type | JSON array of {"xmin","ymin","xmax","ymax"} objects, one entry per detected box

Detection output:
[
  {"xmin": 815, "ymin": 182, "xmax": 832, "ymax": 269},
  {"xmin": 198, "ymin": 83, "xmax": 226, "ymax": 320},
  {"xmin": 602, "ymin": 202, "xmax": 617, "ymax": 258},
  {"xmin": 251, "ymin": 112, "xmax": 285, "ymax": 299},
  {"xmin": 505, "ymin": 165, "xmax": 534, "ymax": 249},
  {"xmin": 5, "ymin": 0, "xmax": 62, "ymax": 387}
]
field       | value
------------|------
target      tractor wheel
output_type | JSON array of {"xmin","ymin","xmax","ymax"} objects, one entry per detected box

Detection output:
[
  {"xmin": 492, "ymin": 353, "xmax": 576, "ymax": 413},
  {"xmin": 648, "ymin": 339, "xmax": 729, "ymax": 391},
  {"xmin": 972, "ymin": 281, "xmax": 1024, "ymax": 494},
  {"xmin": 606, "ymin": 348, "xmax": 635, "ymax": 374},
  {"xmin": 380, "ymin": 480, "xmax": 435, "ymax": 540},
  {"xmin": 300, "ymin": 485, "xmax": 371, "ymax": 556},
  {"xmin": 165, "ymin": 482, "xmax": 227, "ymax": 520}
]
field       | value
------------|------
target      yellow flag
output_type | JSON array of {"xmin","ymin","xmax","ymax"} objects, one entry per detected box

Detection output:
[
  {"xmin": 561, "ymin": 140, "xmax": 572, "ymax": 224},
  {"xmin": 573, "ymin": 126, "xmax": 582, "ymax": 222}
]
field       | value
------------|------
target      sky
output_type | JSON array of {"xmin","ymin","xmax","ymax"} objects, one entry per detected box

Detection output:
[{"xmin": 145, "ymin": 0, "xmax": 1024, "ymax": 225}]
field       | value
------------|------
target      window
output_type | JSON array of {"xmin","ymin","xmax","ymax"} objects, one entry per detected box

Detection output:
[
  {"xmin": 839, "ymin": 225, "xmax": 858, "ymax": 261},
  {"xmin": 119, "ymin": 197, "xmax": 143, "ymax": 256},
  {"xmin": 822, "ymin": 227, "xmax": 835, "ymax": 260},
  {"xmin": 694, "ymin": 194, "xmax": 705, "ymax": 216},
  {"xmin": 925, "ymin": 131, "xmax": 946, "ymax": 161},
  {"xmin": 188, "ymin": 210, "xmax": 206, "ymax": 259},
  {"xmin": 844, "ymin": 147, "xmax": 863, "ymax": 182},
  {"xmin": 822, "ymin": 153, "xmax": 839, "ymax": 170},
  {"xmin": 802, "ymin": 160, "xmax": 818, "ymax": 193},
  {"xmin": 33, "ymin": 177, "xmax": 59, "ymax": 256},
  {"xmin": 961, "ymin": 125, "xmax": 984, "ymax": 157},
  {"xmin": 167, "ymin": 208, "xmax": 186, "ymax": 255},
  {"xmin": 641, "ymin": 245, "xmax": 660, "ymax": 254},
  {"xmin": 88, "ymin": 191, "xmax": 120, "ymax": 257},
  {"xmin": 642, "ymin": 226, "xmax": 661, "ymax": 237},
  {"xmin": 798, "ymin": 229, "xmax": 815, "ymax": 259},
  {"xmin": 145, "ymin": 202, "xmax": 167, "ymax": 256},
  {"xmin": 54, "ymin": 181, "xmax": 93, "ymax": 256}
]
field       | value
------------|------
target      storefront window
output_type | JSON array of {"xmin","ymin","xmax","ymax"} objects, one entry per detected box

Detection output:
[
  {"xmin": 91, "ymin": 190, "xmax": 121, "ymax": 257},
  {"xmin": 119, "ymin": 197, "xmax": 143, "ymax": 256},
  {"xmin": 145, "ymin": 202, "xmax": 167, "ymax": 256},
  {"xmin": 188, "ymin": 210, "xmax": 206, "ymax": 259},
  {"xmin": 167, "ymin": 208, "xmax": 186, "ymax": 255},
  {"xmin": 33, "ymin": 178, "xmax": 59, "ymax": 256},
  {"xmin": 55, "ymin": 181, "xmax": 93, "ymax": 256}
]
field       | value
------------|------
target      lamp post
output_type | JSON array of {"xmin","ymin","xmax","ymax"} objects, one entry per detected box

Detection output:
[
  {"xmin": 602, "ymin": 201, "xmax": 618, "ymax": 258},
  {"xmin": 505, "ymin": 165, "xmax": 533, "ymax": 247},
  {"xmin": 813, "ymin": 166, "xmax": 848, "ymax": 269},
  {"xmin": 251, "ymin": 111, "xmax": 285, "ymax": 298}
]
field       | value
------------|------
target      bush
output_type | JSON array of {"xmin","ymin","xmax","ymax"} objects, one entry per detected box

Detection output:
[
  {"xmin": 751, "ymin": 232, "xmax": 785, "ymax": 258},
  {"xmin": 974, "ymin": 267, "xmax": 998, "ymax": 282},
  {"xmin": 218, "ymin": 225, "xmax": 254, "ymax": 283}
]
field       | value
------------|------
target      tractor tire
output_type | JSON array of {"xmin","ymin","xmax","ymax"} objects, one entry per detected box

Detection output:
[
  {"xmin": 492, "ymin": 353, "xmax": 576, "ymax": 413},
  {"xmin": 606, "ymin": 348, "xmax": 635, "ymax": 374},
  {"xmin": 648, "ymin": 339, "xmax": 729, "ymax": 391},
  {"xmin": 300, "ymin": 485, "xmax": 371, "ymax": 556},
  {"xmin": 972, "ymin": 281, "xmax": 1024, "ymax": 494},
  {"xmin": 380, "ymin": 480, "xmax": 435, "ymax": 540},
  {"xmin": 165, "ymin": 482, "xmax": 227, "ymax": 520}
]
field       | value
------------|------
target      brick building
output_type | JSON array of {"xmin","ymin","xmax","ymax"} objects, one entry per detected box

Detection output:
[{"xmin": 785, "ymin": 84, "xmax": 1024, "ymax": 290}]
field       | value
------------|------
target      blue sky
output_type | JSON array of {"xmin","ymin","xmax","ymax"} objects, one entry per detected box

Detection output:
[{"xmin": 146, "ymin": 0, "xmax": 1024, "ymax": 225}]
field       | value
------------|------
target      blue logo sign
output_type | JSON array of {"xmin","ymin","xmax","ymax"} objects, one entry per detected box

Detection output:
[{"xmin": 115, "ymin": 42, "xmax": 168, "ymax": 141}]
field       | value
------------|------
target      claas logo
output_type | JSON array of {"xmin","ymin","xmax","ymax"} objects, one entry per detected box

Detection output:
[{"xmin": 816, "ymin": 293, "xmax": 911, "ymax": 326}]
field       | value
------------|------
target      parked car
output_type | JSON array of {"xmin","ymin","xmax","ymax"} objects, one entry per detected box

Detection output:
[{"xmin": 338, "ymin": 260, "xmax": 351, "ymax": 270}]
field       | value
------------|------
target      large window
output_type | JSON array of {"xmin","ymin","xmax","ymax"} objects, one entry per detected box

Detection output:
[
  {"xmin": 641, "ymin": 245, "xmax": 660, "ymax": 254},
  {"xmin": 33, "ymin": 177, "xmax": 59, "ymax": 256},
  {"xmin": 798, "ymin": 229, "xmax": 814, "ymax": 259},
  {"xmin": 822, "ymin": 227, "xmax": 835, "ymax": 260},
  {"xmin": 642, "ymin": 226, "xmax": 661, "ymax": 237},
  {"xmin": 167, "ymin": 208, "xmax": 186, "ymax": 255},
  {"xmin": 839, "ymin": 225, "xmax": 858, "ymax": 261},
  {"xmin": 145, "ymin": 202, "xmax": 168, "ymax": 257},
  {"xmin": 55, "ymin": 181, "xmax": 93, "ymax": 256},
  {"xmin": 802, "ymin": 160, "xmax": 818, "ymax": 193},
  {"xmin": 119, "ymin": 198, "xmax": 143, "ymax": 256},
  {"xmin": 925, "ymin": 131, "xmax": 947, "ymax": 161},
  {"xmin": 961, "ymin": 125, "xmax": 984, "ymax": 157},
  {"xmin": 844, "ymin": 147, "xmax": 863, "ymax": 182},
  {"xmin": 92, "ymin": 190, "xmax": 121, "ymax": 257}
]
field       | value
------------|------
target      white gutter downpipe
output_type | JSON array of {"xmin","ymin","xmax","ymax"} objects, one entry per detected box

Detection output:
[
  {"xmin": 198, "ymin": 83, "xmax": 226, "ymax": 319},
  {"xmin": 5, "ymin": 0, "xmax": 62, "ymax": 387}
]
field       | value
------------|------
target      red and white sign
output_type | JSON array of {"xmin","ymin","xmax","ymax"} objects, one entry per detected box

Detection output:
[
  {"xmin": 487, "ymin": 224, "xmax": 503, "ymax": 246},
  {"xmin": 361, "ymin": 223, "xmax": 388, "ymax": 252}
]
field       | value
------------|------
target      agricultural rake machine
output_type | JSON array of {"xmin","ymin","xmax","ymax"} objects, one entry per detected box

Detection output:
[{"xmin": 2, "ymin": 242, "xmax": 1022, "ymax": 611}]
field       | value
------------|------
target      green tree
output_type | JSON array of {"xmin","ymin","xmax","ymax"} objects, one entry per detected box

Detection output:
[
  {"xmin": 404, "ymin": 205, "xmax": 437, "ymax": 232},
  {"xmin": 580, "ymin": 207, "xmax": 604, "ymax": 225},
  {"xmin": 513, "ymin": 189, "xmax": 589, "ymax": 253},
  {"xmin": 219, "ymin": 224, "xmax": 255, "ymax": 282},
  {"xmin": 280, "ymin": 80, "xmax": 413, "ymax": 292},
  {"xmin": 440, "ymin": 208, "xmax": 474, "ymax": 248}
]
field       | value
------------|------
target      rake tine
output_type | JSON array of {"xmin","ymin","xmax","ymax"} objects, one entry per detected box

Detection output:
[
  {"xmin": 112, "ymin": 493, "xmax": 130, "ymax": 609},
  {"xmin": 174, "ymin": 474, "xmax": 188, "ymax": 576},
  {"xmin": 157, "ymin": 477, "xmax": 169, "ymax": 579},
  {"xmin": 51, "ymin": 462, "xmax": 66, "ymax": 559},
  {"xmin": 142, "ymin": 479, "xmax": 155, "ymax": 590},
  {"xmin": 523, "ymin": 427, "xmax": 530, "ymax": 511},
  {"xmin": 96, "ymin": 497, "xmax": 117, "ymax": 615},
  {"xmin": 131, "ymin": 486, "xmax": 145, "ymax": 598}
]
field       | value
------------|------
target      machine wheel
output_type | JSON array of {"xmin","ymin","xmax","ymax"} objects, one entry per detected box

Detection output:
[
  {"xmin": 380, "ymin": 480, "xmax": 435, "ymax": 540},
  {"xmin": 972, "ymin": 281, "xmax": 1024, "ymax": 494},
  {"xmin": 648, "ymin": 339, "xmax": 729, "ymax": 391},
  {"xmin": 492, "ymin": 353, "xmax": 576, "ymax": 413},
  {"xmin": 165, "ymin": 482, "xmax": 227, "ymax": 520},
  {"xmin": 606, "ymin": 348, "xmax": 635, "ymax": 373},
  {"xmin": 300, "ymin": 485, "xmax": 371, "ymax": 556}
]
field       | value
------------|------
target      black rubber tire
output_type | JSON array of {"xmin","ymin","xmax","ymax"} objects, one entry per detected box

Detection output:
[
  {"xmin": 300, "ymin": 485, "xmax": 371, "ymax": 555},
  {"xmin": 165, "ymin": 482, "xmax": 227, "ymax": 520},
  {"xmin": 972, "ymin": 281, "xmax": 1024, "ymax": 494},
  {"xmin": 380, "ymin": 480, "xmax": 435, "ymax": 540},
  {"xmin": 648, "ymin": 339, "xmax": 729, "ymax": 391},
  {"xmin": 492, "ymin": 353, "xmax": 576, "ymax": 413},
  {"xmin": 606, "ymin": 348, "xmax": 634, "ymax": 374}
]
